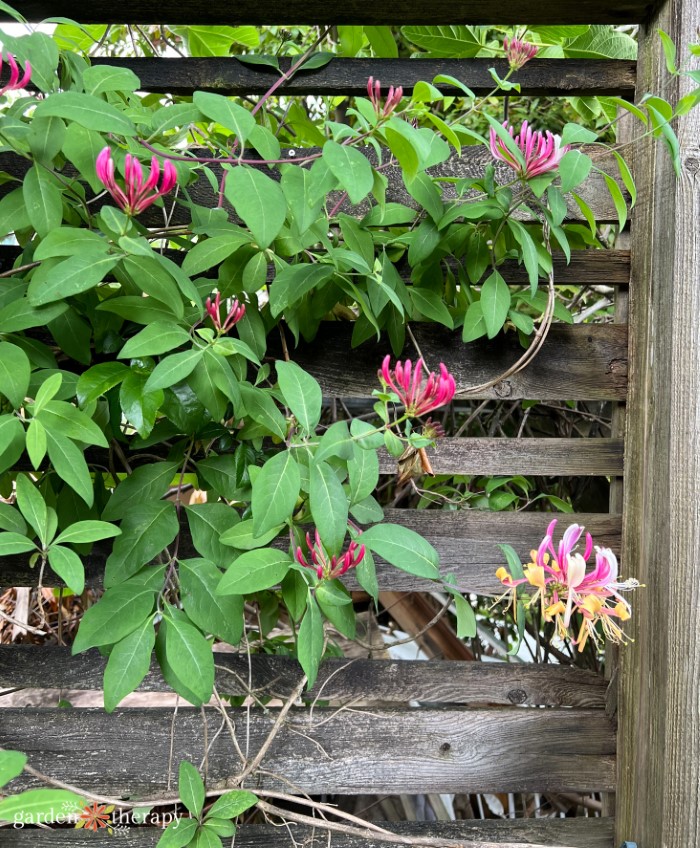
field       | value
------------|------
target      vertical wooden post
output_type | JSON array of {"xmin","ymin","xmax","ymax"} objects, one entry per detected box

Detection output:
[{"xmin": 618, "ymin": 0, "xmax": 700, "ymax": 843}]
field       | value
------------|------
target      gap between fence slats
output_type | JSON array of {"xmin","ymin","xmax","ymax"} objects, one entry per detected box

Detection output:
[
  {"xmin": 7, "ymin": 0, "xmax": 654, "ymax": 25},
  {"xmin": 87, "ymin": 57, "xmax": 637, "ymax": 97},
  {"xmin": 0, "ymin": 646, "xmax": 608, "ymax": 707},
  {"xmin": 0, "ymin": 510, "xmax": 621, "ymax": 592},
  {"xmin": 3, "ymin": 706, "xmax": 616, "ymax": 795}
]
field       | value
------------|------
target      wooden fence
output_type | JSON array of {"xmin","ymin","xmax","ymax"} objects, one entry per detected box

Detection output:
[{"xmin": 0, "ymin": 0, "xmax": 698, "ymax": 846}]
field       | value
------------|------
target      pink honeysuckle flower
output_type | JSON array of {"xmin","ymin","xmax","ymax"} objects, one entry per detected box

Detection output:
[
  {"xmin": 489, "ymin": 121, "xmax": 570, "ymax": 180},
  {"xmin": 503, "ymin": 36, "xmax": 538, "ymax": 70},
  {"xmin": 205, "ymin": 292, "xmax": 246, "ymax": 333},
  {"xmin": 296, "ymin": 530, "xmax": 365, "ymax": 581},
  {"xmin": 379, "ymin": 355, "xmax": 456, "ymax": 417},
  {"xmin": 0, "ymin": 53, "xmax": 31, "ymax": 97},
  {"xmin": 495, "ymin": 519, "xmax": 639, "ymax": 650},
  {"xmin": 96, "ymin": 147, "xmax": 177, "ymax": 216},
  {"xmin": 367, "ymin": 76, "xmax": 403, "ymax": 118}
]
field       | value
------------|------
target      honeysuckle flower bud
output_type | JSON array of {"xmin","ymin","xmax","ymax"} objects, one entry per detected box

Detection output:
[
  {"xmin": 296, "ymin": 530, "xmax": 365, "ymax": 580},
  {"xmin": 503, "ymin": 36, "xmax": 538, "ymax": 70},
  {"xmin": 96, "ymin": 147, "xmax": 177, "ymax": 216},
  {"xmin": 0, "ymin": 53, "xmax": 31, "ymax": 97},
  {"xmin": 379, "ymin": 356, "xmax": 456, "ymax": 417},
  {"xmin": 205, "ymin": 292, "xmax": 246, "ymax": 333},
  {"xmin": 489, "ymin": 121, "xmax": 569, "ymax": 180},
  {"xmin": 495, "ymin": 519, "xmax": 640, "ymax": 651},
  {"xmin": 366, "ymin": 76, "xmax": 403, "ymax": 118}
]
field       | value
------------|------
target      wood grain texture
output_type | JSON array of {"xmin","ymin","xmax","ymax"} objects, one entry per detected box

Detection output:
[
  {"xmin": 0, "ymin": 244, "xmax": 632, "ymax": 287},
  {"xmin": 270, "ymin": 323, "xmax": 628, "ymax": 401},
  {"xmin": 0, "ymin": 646, "xmax": 608, "ymax": 707},
  {"xmin": 616, "ymin": 0, "xmax": 700, "ymax": 845},
  {"xmin": 0, "ymin": 510, "xmax": 621, "ymax": 592},
  {"xmin": 2, "ymin": 706, "xmax": 616, "ymax": 795},
  {"xmin": 377, "ymin": 437, "xmax": 624, "ymax": 476},
  {"xmin": 0, "ymin": 818, "xmax": 616, "ymax": 848},
  {"xmin": 7, "ymin": 0, "xmax": 655, "ymax": 24},
  {"xmin": 0, "ymin": 146, "xmax": 626, "ymax": 225},
  {"xmin": 88, "ymin": 56, "xmax": 636, "ymax": 97}
]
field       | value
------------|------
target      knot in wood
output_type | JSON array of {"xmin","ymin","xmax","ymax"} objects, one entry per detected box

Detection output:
[
  {"xmin": 494, "ymin": 380, "xmax": 513, "ymax": 398},
  {"xmin": 439, "ymin": 742, "xmax": 451, "ymax": 753},
  {"xmin": 507, "ymin": 688, "xmax": 528, "ymax": 704}
]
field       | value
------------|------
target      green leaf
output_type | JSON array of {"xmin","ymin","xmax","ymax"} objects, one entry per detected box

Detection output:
[
  {"xmin": 55, "ymin": 520, "xmax": 121, "ymax": 545},
  {"xmin": 104, "ymin": 502, "xmax": 179, "ymax": 587},
  {"xmin": 252, "ymin": 451, "xmax": 300, "ymax": 537},
  {"xmin": 0, "ymin": 415, "xmax": 25, "ymax": 475},
  {"xmin": 217, "ymin": 548, "xmax": 293, "ymax": 595},
  {"xmin": 275, "ymin": 360, "xmax": 322, "ymax": 433},
  {"xmin": 0, "ymin": 189, "xmax": 30, "ymax": 241},
  {"xmin": 560, "ymin": 122, "xmax": 598, "ymax": 145},
  {"xmin": 194, "ymin": 92, "xmax": 256, "ymax": 143},
  {"xmin": 76, "ymin": 362, "xmax": 129, "ymax": 406},
  {"xmin": 401, "ymin": 25, "xmax": 484, "ymax": 57},
  {"xmin": 364, "ymin": 25, "xmax": 398, "ymax": 57},
  {"xmin": 185, "ymin": 503, "xmax": 239, "ymax": 566},
  {"xmin": 0, "ymin": 504, "xmax": 27, "ymax": 535},
  {"xmin": 219, "ymin": 518, "xmax": 283, "ymax": 551},
  {"xmin": 309, "ymin": 461, "xmax": 348, "ymax": 555},
  {"xmin": 348, "ymin": 442, "xmax": 379, "ymax": 503},
  {"xmin": 27, "ymin": 253, "xmax": 119, "ymax": 306},
  {"xmin": 322, "ymin": 141, "xmax": 373, "ymax": 205},
  {"xmin": 360, "ymin": 523, "xmax": 439, "ymax": 579},
  {"xmin": 47, "ymin": 545, "xmax": 85, "ymax": 594},
  {"xmin": 179, "ymin": 761, "xmax": 206, "ymax": 818},
  {"xmin": 0, "ymin": 342, "xmax": 30, "ymax": 408},
  {"xmin": 72, "ymin": 584, "xmax": 156, "ymax": 653},
  {"xmin": 182, "ymin": 232, "xmax": 252, "ymax": 276},
  {"xmin": 180, "ymin": 558, "xmax": 244, "ymax": 645},
  {"xmin": 480, "ymin": 270, "xmax": 510, "ymax": 339},
  {"xmin": 144, "ymin": 349, "xmax": 204, "ymax": 392},
  {"xmin": 15, "ymin": 474, "xmax": 48, "ymax": 544},
  {"xmin": 34, "ymin": 91, "xmax": 137, "ymax": 135},
  {"xmin": 452, "ymin": 592, "xmax": 477, "ymax": 638},
  {"xmin": 224, "ymin": 167, "xmax": 286, "ymax": 249},
  {"xmin": 0, "ymin": 750, "xmax": 27, "ymax": 789},
  {"xmin": 23, "ymin": 165, "xmax": 63, "ymax": 238},
  {"xmin": 558, "ymin": 149, "xmax": 593, "ymax": 193},
  {"xmin": 349, "ymin": 494, "xmax": 384, "ymax": 524},
  {"xmin": 0, "ymin": 531, "xmax": 37, "ymax": 556},
  {"xmin": 602, "ymin": 172, "xmax": 627, "ymax": 230},
  {"xmin": 35, "ymin": 400, "xmax": 108, "ymax": 447},
  {"xmin": 196, "ymin": 454, "xmax": 243, "ymax": 500},
  {"xmin": 104, "ymin": 617, "xmax": 156, "ymax": 712},
  {"xmin": 163, "ymin": 610, "xmax": 215, "ymax": 706},
  {"xmin": 298, "ymin": 594, "xmax": 324, "ymax": 687},
  {"xmin": 32, "ymin": 373, "xmax": 63, "ymax": 415},
  {"xmin": 156, "ymin": 818, "xmax": 199, "ymax": 848},
  {"xmin": 269, "ymin": 263, "xmax": 334, "ymax": 317},
  {"xmin": 410, "ymin": 287, "xmax": 454, "ymax": 327},
  {"xmin": 102, "ymin": 462, "xmax": 178, "ymax": 521},
  {"xmin": 119, "ymin": 372, "xmax": 162, "ymax": 439},
  {"xmin": 46, "ymin": 430, "xmax": 94, "ymax": 506},
  {"xmin": 119, "ymin": 323, "xmax": 191, "ymax": 359},
  {"xmin": 206, "ymin": 790, "xmax": 257, "ymax": 820},
  {"xmin": 122, "ymin": 256, "xmax": 184, "ymax": 318},
  {"xmin": 350, "ymin": 419, "xmax": 384, "ymax": 449},
  {"xmin": 0, "ymin": 789, "xmax": 87, "ymax": 824},
  {"xmin": 314, "ymin": 420, "xmax": 355, "ymax": 463},
  {"xmin": 507, "ymin": 220, "xmax": 540, "ymax": 295}
]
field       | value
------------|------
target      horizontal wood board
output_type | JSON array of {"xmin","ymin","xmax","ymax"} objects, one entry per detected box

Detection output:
[
  {"xmin": 87, "ymin": 57, "xmax": 637, "ymax": 97},
  {"xmin": 0, "ymin": 245, "xmax": 632, "ymax": 287},
  {"xmin": 0, "ymin": 511, "xmax": 621, "ymax": 592},
  {"xmin": 0, "ymin": 147, "xmax": 627, "ymax": 225},
  {"xmin": 270, "ymin": 323, "xmax": 628, "ymax": 401},
  {"xmin": 7, "ymin": 0, "xmax": 656, "ymax": 24},
  {"xmin": 0, "ymin": 818, "xmax": 616, "ymax": 848},
  {"xmin": 2, "ymin": 706, "xmax": 616, "ymax": 794},
  {"xmin": 0, "ymin": 647, "xmax": 608, "ymax": 707}
]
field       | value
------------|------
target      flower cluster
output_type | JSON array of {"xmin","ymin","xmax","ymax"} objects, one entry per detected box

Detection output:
[
  {"xmin": 205, "ymin": 292, "xmax": 246, "ymax": 333},
  {"xmin": 96, "ymin": 147, "xmax": 177, "ymax": 216},
  {"xmin": 296, "ymin": 530, "xmax": 365, "ymax": 581},
  {"xmin": 496, "ymin": 520, "xmax": 640, "ymax": 651},
  {"xmin": 503, "ymin": 36, "xmax": 538, "ymax": 70},
  {"xmin": 0, "ymin": 53, "xmax": 31, "ymax": 97},
  {"xmin": 367, "ymin": 77, "xmax": 403, "ymax": 118},
  {"xmin": 379, "ymin": 356, "xmax": 456, "ymax": 417},
  {"xmin": 490, "ymin": 121, "xmax": 569, "ymax": 180}
]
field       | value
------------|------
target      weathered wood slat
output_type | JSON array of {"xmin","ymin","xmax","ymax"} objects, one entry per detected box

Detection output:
[
  {"xmin": 0, "ymin": 511, "xmax": 621, "ymax": 593},
  {"xmin": 0, "ymin": 244, "xmax": 632, "ymax": 286},
  {"xmin": 89, "ymin": 56, "xmax": 636, "ymax": 97},
  {"xmin": 275, "ymin": 323, "xmax": 628, "ymax": 401},
  {"xmin": 8, "ymin": 0, "xmax": 654, "ymax": 25},
  {"xmin": 0, "ymin": 647, "xmax": 608, "ymax": 707},
  {"xmin": 0, "ymin": 818, "xmax": 616, "ymax": 848},
  {"xmin": 377, "ymin": 437, "xmax": 624, "ymax": 476},
  {"xmin": 3, "ymin": 707, "xmax": 616, "ymax": 794},
  {"xmin": 0, "ymin": 147, "xmax": 627, "ymax": 224}
]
